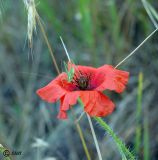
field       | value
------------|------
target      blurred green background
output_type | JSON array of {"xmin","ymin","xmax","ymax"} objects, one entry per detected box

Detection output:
[{"xmin": 0, "ymin": 0, "xmax": 158, "ymax": 159}]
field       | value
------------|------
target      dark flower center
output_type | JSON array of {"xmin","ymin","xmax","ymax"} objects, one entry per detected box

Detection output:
[
  {"xmin": 77, "ymin": 76, "xmax": 89, "ymax": 90},
  {"xmin": 72, "ymin": 72, "xmax": 91, "ymax": 90}
]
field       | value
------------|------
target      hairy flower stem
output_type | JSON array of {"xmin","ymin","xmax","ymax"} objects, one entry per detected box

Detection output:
[
  {"xmin": 95, "ymin": 117, "xmax": 135, "ymax": 160},
  {"xmin": 87, "ymin": 114, "xmax": 103, "ymax": 160}
]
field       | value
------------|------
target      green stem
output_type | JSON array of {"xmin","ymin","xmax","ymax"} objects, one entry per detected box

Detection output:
[
  {"xmin": 76, "ymin": 123, "xmax": 91, "ymax": 160},
  {"xmin": 71, "ymin": 108, "xmax": 91, "ymax": 160},
  {"xmin": 143, "ymin": 116, "xmax": 149, "ymax": 160},
  {"xmin": 135, "ymin": 72, "xmax": 143, "ymax": 154},
  {"xmin": 95, "ymin": 117, "xmax": 135, "ymax": 160}
]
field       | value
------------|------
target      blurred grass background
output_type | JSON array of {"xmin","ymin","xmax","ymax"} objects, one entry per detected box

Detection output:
[{"xmin": 0, "ymin": 0, "xmax": 158, "ymax": 159}]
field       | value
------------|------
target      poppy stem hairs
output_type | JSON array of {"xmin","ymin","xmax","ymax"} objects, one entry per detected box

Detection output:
[{"xmin": 94, "ymin": 117, "xmax": 135, "ymax": 160}]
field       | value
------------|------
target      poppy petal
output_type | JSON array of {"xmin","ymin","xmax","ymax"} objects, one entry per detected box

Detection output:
[
  {"xmin": 37, "ymin": 84, "xmax": 66, "ymax": 103},
  {"xmin": 57, "ymin": 92, "xmax": 80, "ymax": 119},
  {"xmin": 57, "ymin": 110, "xmax": 68, "ymax": 119},
  {"xmin": 68, "ymin": 62, "xmax": 97, "ymax": 77},
  {"xmin": 80, "ymin": 91, "xmax": 115, "ymax": 117},
  {"xmin": 61, "ymin": 91, "xmax": 80, "ymax": 111},
  {"xmin": 36, "ymin": 73, "xmax": 68, "ymax": 103},
  {"xmin": 96, "ymin": 65, "xmax": 129, "ymax": 93},
  {"xmin": 57, "ymin": 97, "xmax": 68, "ymax": 119}
]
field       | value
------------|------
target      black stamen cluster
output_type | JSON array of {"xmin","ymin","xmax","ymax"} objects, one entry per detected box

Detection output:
[{"xmin": 72, "ymin": 71, "xmax": 91, "ymax": 90}]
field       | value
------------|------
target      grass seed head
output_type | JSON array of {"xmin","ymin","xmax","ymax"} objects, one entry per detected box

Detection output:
[{"xmin": 24, "ymin": 0, "xmax": 37, "ymax": 47}]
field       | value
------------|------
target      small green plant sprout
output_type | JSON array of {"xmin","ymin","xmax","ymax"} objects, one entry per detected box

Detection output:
[
  {"xmin": 60, "ymin": 36, "xmax": 75, "ymax": 82},
  {"xmin": 63, "ymin": 61, "xmax": 75, "ymax": 82}
]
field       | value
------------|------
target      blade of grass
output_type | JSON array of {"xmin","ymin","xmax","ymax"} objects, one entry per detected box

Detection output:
[
  {"xmin": 76, "ymin": 123, "xmax": 92, "ymax": 160},
  {"xmin": 87, "ymin": 114, "xmax": 103, "ymax": 160},
  {"xmin": 116, "ymin": 0, "xmax": 158, "ymax": 68},
  {"xmin": 142, "ymin": 0, "xmax": 158, "ymax": 28},
  {"xmin": 107, "ymin": 0, "xmax": 122, "ymax": 48},
  {"xmin": 115, "ymin": 28, "xmax": 158, "ymax": 68},
  {"xmin": 77, "ymin": 98, "xmax": 103, "ymax": 160},
  {"xmin": 135, "ymin": 72, "xmax": 143, "ymax": 155},
  {"xmin": 148, "ymin": 3, "xmax": 158, "ymax": 21},
  {"xmin": 60, "ymin": 37, "xmax": 71, "ymax": 62},
  {"xmin": 71, "ymin": 108, "xmax": 91, "ymax": 160},
  {"xmin": 72, "ymin": 114, "xmax": 92, "ymax": 160},
  {"xmin": 143, "ymin": 112, "xmax": 149, "ymax": 160},
  {"xmin": 77, "ymin": 0, "xmax": 98, "ymax": 65},
  {"xmin": 78, "ymin": 0, "xmax": 94, "ymax": 47}
]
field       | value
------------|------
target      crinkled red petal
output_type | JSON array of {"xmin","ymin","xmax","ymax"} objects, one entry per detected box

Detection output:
[
  {"xmin": 80, "ymin": 91, "xmax": 115, "ymax": 117},
  {"xmin": 57, "ymin": 91, "xmax": 80, "ymax": 119},
  {"xmin": 96, "ymin": 65, "xmax": 129, "ymax": 93},
  {"xmin": 57, "ymin": 110, "xmax": 68, "ymax": 119},
  {"xmin": 36, "ymin": 73, "xmax": 68, "ymax": 103},
  {"xmin": 57, "ymin": 96, "xmax": 68, "ymax": 119},
  {"xmin": 61, "ymin": 91, "xmax": 80, "ymax": 111},
  {"xmin": 36, "ymin": 84, "xmax": 66, "ymax": 103}
]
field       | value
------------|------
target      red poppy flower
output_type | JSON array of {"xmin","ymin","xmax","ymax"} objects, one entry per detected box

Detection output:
[{"xmin": 36, "ymin": 63, "xmax": 129, "ymax": 119}]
